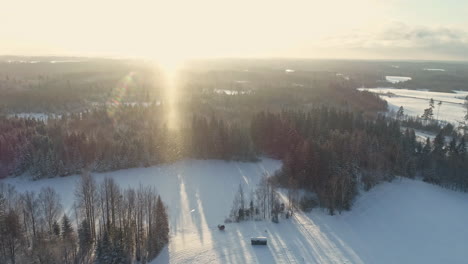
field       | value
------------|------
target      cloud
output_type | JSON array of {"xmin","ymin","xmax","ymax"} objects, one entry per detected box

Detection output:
[{"xmin": 320, "ymin": 23, "xmax": 468, "ymax": 60}]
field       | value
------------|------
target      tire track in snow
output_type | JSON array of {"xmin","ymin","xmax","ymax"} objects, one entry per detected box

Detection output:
[
  {"xmin": 292, "ymin": 213, "xmax": 350, "ymax": 264},
  {"xmin": 277, "ymin": 192, "xmax": 358, "ymax": 264}
]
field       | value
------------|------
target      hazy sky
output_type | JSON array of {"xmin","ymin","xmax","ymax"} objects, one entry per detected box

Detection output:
[{"xmin": 1, "ymin": 0, "xmax": 468, "ymax": 61}]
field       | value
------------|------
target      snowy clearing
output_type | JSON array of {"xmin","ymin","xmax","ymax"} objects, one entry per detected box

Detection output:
[
  {"xmin": 2, "ymin": 160, "xmax": 468, "ymax": 263},
  {"xmin": 423, "ymin": 68, "xmax": 446, "ymax": 71},
  {"xmin": 359, "ymin": 88, "xmax": 467, "ymax": 124},
  {"xmin": 385, "ymin": 76, "xmax": 412, "ymax": 83}
]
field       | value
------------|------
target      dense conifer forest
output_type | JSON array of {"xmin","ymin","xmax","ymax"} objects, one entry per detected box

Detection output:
[
  {"xmin": 1, "ymin": 104, "xmax": 467, "ymax": 216},
  {"xmin": 250, "ymin": 109, "xmax": 467, "ymax": 214}
]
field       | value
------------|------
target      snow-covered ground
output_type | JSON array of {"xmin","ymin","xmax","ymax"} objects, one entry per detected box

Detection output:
[
  {"xmin": 359, "ymin": 88, "xmax": 468, "ymax": 124},
  {"xmin": 424, "ymin": 68, "xmax": 446, "ymax": 72},
  {"xmin": 7, "ymin": 112, "xmax": 59, "ymax": 122},
  {"xmin": 214, "ymin": 89, "xmax": 252, "ymax": 95},
  {"xmin": 400, "ymin": 127, "xmax": 453, "ymax": 144},
  {"xmin": 385, "ymin": 76, "xmax": 412, "ymax": 83},
  {"xmin": 414, "ymin": 129, "xmax": 437, "ymax": 143},
  {"xmin": 2, "ymin": 160, "xmax": 468, "ymax": 263}
]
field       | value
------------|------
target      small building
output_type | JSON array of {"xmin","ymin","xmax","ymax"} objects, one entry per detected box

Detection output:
[{"xmin": 251, "ymin": 237, "xmax": 267, "ymax": 245}]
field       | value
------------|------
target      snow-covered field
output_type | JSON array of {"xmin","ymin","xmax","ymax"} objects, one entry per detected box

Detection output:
[
  {"xmin": 385, "ymin": 76, "xmax": 412, "ymax": 83},
  {"xmin": 359, "ymin": 88, "xmax": 468, "ymax": 124},
  {"xmin": 424, "ymin": 68, "xmax": 446, "ymax": 72},
  {"xmin": 2, "ymin": 160, "xmax": 468, "ymax": 263}
]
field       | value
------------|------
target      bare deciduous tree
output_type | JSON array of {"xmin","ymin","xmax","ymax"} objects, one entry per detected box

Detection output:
[
  {"xmin": 75, "ymin": 171, "xmax": 97, "ymax": 241},
  {"xmin": 38, "ymin": 187, "xmax": 62, "ymax": 236}
]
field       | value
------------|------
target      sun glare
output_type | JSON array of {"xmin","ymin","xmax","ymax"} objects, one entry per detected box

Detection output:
[{"xmin": 156, "ymin": 55, "xmax": 185, "ymax": 131}]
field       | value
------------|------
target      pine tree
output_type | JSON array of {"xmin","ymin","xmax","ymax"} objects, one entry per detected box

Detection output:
[
  {"xmin": 429, "ymin": 98, "xmax": 435, "ymax": 109},
  {"xmin": 396, "ymin": 106, "xmax": 404, "ymax": 120},
  {"xmin": 421, "ymin": 107, "xmax": 434, "ymax": 121},
  {"xmin": 421, "ymin": 98, "xmax": 435, "ymax": 122}
]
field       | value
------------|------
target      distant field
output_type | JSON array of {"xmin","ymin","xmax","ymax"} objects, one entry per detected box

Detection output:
[{"xmin": 359, "ymin": 88, "xmax": 468, "ymax": 124}]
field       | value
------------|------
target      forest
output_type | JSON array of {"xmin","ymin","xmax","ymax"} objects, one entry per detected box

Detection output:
[
  {"xmin": 1, "ymin": 103, "xmax": 467, "ymax": 217},
  {"xmin": 250, "ymin": 109, "xmax": 468, "ymax": 214},
  {"xmin": 1, "ymin": 58, "xmax": 389, "ymax": 114},
  {"xmin": 1, "ymin": 58, "xmax": 468, "ymax": 263},
  {"xmin": 0, "ymin": 62, "xmax": 389, "ymax": 180},
  {"xmin": 0, "ymin": 173, "xmax": 169, "ymax": 264},
  {"xmin": 0, "ymin": 107, "xmax": 258, "ymax": 179}
]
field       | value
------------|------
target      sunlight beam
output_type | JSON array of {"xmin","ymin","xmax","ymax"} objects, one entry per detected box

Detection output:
[{"xmin": 157, "ymin": 56, "xmax": 184, "ymax": 131}]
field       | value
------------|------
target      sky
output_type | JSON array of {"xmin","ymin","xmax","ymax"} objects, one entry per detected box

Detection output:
[{"xmin": 1, "ymin": 0, "xmax": 468, "ymax": 61}]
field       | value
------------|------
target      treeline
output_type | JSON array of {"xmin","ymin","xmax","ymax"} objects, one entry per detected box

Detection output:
[
  {"xmin": 250, "ymin": 109, "xmax": 468, "ymax": 214},
  {"xmin": 0, "ymin": 173, "xmax": 169, "ymax": 264},
  {"xmin": 421, "ymin": 135, "xmax": 467, "ymax": 189},
  {"xmin": 190, "ymin": 115, "xmax": 256, "ymax": 160},
  {"xmin": 0, "ymin": 105, "xmax": 256, "ymax": 179},
  {"xmin": 400, "ymin": 116, "xmax": 456, "ymax": 135}
]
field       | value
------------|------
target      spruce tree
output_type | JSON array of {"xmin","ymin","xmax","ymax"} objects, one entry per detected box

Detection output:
[
  {"xmin": 53, "ymin": 220, "xmax": 61, "ymax": 237},
  {"xmin": 61, "ymin": 214, "xmax": 73, "ymax": 239},
  {"xmin": 155, "ymin": 195, "xmax": 169, "ymax": 253},
  {"xmin": 78, "ymin": 219, "xmax": 92, "ymax": 252}
]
